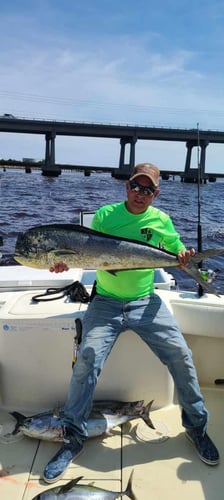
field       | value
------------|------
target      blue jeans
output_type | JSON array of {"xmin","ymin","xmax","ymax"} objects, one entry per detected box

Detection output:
[{"xmin": 64, "ymin": 293, "xmax": 208, "ymax": 443}]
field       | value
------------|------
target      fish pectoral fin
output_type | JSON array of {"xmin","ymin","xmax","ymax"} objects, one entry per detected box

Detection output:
[
  {"xmin": 59, "ymin": 476, "xmax": 84, "ymax": 492},
  {"xmin": 107, "ymin": 268, "xmax": 149, "ymax": 276},
  {"xmin": 52, "ymin": 249, "xmax": 77, "ymax": 256},
  {"xmin": 88, "ymin": 481, "xmax": 95, "ymax": 486},
  {"xmin": 106, "ymin": 269, "xmax": 134, "ymax": 276}
]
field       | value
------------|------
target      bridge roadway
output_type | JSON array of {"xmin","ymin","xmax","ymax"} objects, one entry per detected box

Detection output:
[
  {"xmin": 1, "ymin": 116, "xmax": 224, "ymax": 180},
  {"xmin": 1, "ymin": 116, "xmax": 224, "ymax": 142}
]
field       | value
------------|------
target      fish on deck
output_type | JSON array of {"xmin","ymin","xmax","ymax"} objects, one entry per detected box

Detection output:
[
  {"xmin": 14, "ymin": 224, "xmax": 224, "ymax": 295},
  {"xmin": 11, "ymin": 400, "xmax": 154, "ymax": 442},
  {"xmin": 32, "ymin": 470, "xmax": 136, "ymax": 499}
]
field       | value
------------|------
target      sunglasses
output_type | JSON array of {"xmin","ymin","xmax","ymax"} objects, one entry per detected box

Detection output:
[{"xmin": 129, "ymin": 180, "xmax": 156, "ymax": 196}]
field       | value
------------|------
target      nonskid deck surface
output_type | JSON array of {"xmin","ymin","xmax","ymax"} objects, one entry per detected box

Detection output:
[{"xmin": 0, "ymin": 387, "xmax": 223, "ymax": 500}]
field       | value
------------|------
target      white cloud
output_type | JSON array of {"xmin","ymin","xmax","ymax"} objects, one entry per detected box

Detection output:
[{"xmin": 0, "ymin": 3, "xmax": 224, "ymax": 171}]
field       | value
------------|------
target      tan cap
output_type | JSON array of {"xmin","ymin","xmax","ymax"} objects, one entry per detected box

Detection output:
[{"xmin": 129, "ymin": 163, "xmax": 160, "ymax": 187}]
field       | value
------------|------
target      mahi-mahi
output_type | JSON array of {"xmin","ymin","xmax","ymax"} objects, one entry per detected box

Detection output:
[{"xmin": 14, "ymin": 223, "xmax": 224, "ymax": 295}]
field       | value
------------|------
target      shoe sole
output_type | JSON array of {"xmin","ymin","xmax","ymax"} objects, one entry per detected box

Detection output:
[
  {"xmin": 43, "ymin": 448, "xmax": 83, "ymax": 484},
  {"xmin": 185, "ymin": 432, "xmax": 219, "ymax": 466}
]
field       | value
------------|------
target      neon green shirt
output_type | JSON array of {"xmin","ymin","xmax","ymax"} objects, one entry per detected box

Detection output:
[{"xmin": 91, "ymin": 201, "xmax": 186, "ymax": 300}]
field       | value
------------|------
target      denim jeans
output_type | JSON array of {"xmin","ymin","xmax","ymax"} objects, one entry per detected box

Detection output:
[{"xmin": 64, "ymin": 293, "xmax": 208, "ymax": 443}]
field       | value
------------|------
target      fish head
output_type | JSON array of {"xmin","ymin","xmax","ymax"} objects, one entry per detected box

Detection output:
[
  {"xmin": 14, "ymin": 228, "xmax": 57, "ymax": 268},
  {"xmin": 21, "ymin": 415, "xmax": 64, "ymax": 441}
]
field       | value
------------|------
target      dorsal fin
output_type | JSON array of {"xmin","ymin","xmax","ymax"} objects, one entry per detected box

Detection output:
[{"xmin": 59, "ymin": 476, "xmax": 84, "ymax": 493}]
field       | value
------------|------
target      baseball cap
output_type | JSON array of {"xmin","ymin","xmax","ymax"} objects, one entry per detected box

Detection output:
[{"xmin": 129, "ymin": 163, "xmax": 160, "ymax": 187}]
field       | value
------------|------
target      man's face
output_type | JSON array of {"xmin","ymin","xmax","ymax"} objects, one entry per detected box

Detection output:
[{"xmin": 125, "ymin": 175, "xmax": 160, "ymax": 214}]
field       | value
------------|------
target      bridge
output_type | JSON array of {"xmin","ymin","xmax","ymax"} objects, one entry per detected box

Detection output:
[{"xmin": 1, "ymin": 116, "xmax": 224, "ymax": 181}]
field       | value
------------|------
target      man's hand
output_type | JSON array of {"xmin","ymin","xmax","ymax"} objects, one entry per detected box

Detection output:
[
  {"xmin": 177, "ymin": 248, "xmax": 195, "ymax": 268},
  {"xmin": 49, "ymin": 262, "xmax": 69, "ymax": 273}
]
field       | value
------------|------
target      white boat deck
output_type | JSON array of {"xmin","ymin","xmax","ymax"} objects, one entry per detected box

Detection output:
[
  {"xmin": 1, "ymin": 264, "xmax": 224, "ymax": 499},
  {"xmin": 0, "ymin": 386, "xmax": 223, "ymax": 499}
]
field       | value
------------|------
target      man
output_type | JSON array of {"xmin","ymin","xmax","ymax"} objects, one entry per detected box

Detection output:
[{"xmin": 43, "ymin": 162, "xmax": 219, "ymax": 483}]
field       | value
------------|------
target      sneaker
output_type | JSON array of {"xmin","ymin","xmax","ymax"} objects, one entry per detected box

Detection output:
[
  {"xmin": 43, "ymin": 431, "xmax": 83, "ymax": 483},
  {"xmin": 186, "ymin": 429, "xmax": 219, "ymax": 466}
]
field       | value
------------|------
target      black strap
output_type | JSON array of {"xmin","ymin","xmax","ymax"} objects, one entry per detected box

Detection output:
[{"xmin": 32, "ymin": 281, "xmax": 90, "ymax": 303}]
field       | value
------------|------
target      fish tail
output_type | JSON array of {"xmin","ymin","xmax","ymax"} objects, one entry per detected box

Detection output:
[
  {"xmin": 184, "ymin": 265, "xmax": 221, "ymax": 296},
  {"xmin": 10, "ymin": 411, "xmax": 26, "ymax": 434},
  {"xmin": 192, "ymin": 248, "xmax": 224, "ymax": 264},
  {"xmin": 125, "ymin": 469, "xmax": 137, "ymax": 500},
  {"xmin": 140, "ymin": 399, "xmax": 155, "ymax": 429}
]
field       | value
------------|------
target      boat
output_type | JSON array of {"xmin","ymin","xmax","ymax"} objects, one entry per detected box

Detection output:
[{"xmin": 0, "ymin": 211, "xmax": 224, "ymax": 499}]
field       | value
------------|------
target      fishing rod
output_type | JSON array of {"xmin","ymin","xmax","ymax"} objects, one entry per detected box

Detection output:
[
  {"xmin": 197, "ymin": 123, "xmax": 204, "ymax": 297},
  {"xmin": 196, "ymin": 125, "xmax": 220, "ymax": 296}
]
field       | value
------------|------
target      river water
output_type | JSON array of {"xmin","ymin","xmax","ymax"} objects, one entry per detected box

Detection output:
[{"xmin": 0, "ymin": 168, "xmax": 223, "ymax": 293}]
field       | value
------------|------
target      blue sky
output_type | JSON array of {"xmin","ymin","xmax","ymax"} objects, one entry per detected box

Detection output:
[{"xmin": 1, "ymin": 0, "xmax": 224, "ymax": 172}]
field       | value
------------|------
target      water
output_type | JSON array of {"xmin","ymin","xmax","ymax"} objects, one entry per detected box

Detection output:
[{"xmin": 0, "ymin": 168, "xmax": 224, "ymax": 293}]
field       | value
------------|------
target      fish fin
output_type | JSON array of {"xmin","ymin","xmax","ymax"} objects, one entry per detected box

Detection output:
[
  {"xmin": 107, "ymin": 268, "xmax": 149, "ymax": 275},
  {"xmin": 52, "ymin": 405, "xmax": 61, "ymax": 418},
  {"xmin": 106, "ymin": 269, "xmax": 139, "ymax": 275},
  {"xmin": 10, "ymin": 411, "xmax": 26, "ymax": 423},
  {"xmin": 52, "ymin": 249, "xmax": 77, "ymax": 257},
  {"xmin": 184, "ymin": 265, "xmax": 220, "ymax": 296},
  {"xmin": 125, "ymin": 400, "xmax": 145, "ymax": 414},
  {"xmin": 192, "ymin": 248, "xmax": 224, "ymax": 264},
  {"xmin": 10, "ymin": 411, "xmax": 26, "ymax": 434},
  {"xmin": 125, "ymin": 469, "xmax": 137, "ymax": 500},
  {"xmin": 140, "ymin": 400, "xmax": 155, "ymax": 430},
  {"xmin": 88, "ymin": 481, "xmax": 95, "ymax": 486},
  {"xmin": 59, "ymin": 476, "xmax": 84, "ymax": 493},
  {"xmin": 133, "ymin": 400, "xmax": 144, "ymax": 407}
]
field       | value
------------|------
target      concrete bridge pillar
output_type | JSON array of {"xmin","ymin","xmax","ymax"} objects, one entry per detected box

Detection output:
[
  {"xmin": 50, "ymin": 132, "xmax": 55, "ymax": 164},
  {"xmin": 200, "ymin": 140, "xmax": 209, "ymax": 179},
  {"xmin": 113, "ymin": 136, "xmax": 137, "ymax": 179},
  {"xmin": 45, "ymin": 133, "xmax": 50, "ymax": 164},
  {"xmin": 43, "ymin": 132, "xmax": 61, "ymax": 177},
  {"xmin": 184, "ymin": 140, "xmax": 195, "ymax": 175},
  {"xmin": 183, "ymin": 140, "xmax": 209, "ymax": 183}
]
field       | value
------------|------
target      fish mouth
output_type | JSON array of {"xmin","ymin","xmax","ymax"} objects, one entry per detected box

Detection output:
[
  {"xmin": 14, "ymin": 250, "xmax": 30, "ymax": 260},
  {"xmin": 13, "ymin": 254, "xmax": 26, "ymax": 264}
]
